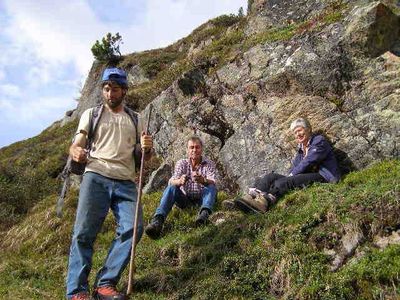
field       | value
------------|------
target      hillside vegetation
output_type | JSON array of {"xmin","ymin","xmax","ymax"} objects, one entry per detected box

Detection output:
[
  {"xmin": 0, "ymin": 121, "xmax": 77, "ymax": 231},
  {"xmin": 0, "ymin": 160, "xmax": 399, "ymax": 299}
]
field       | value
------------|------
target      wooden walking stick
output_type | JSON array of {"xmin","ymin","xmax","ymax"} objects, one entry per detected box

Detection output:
[{"xmin": 127, "ymin": 104, "xmax": 153, "ymax": 296}]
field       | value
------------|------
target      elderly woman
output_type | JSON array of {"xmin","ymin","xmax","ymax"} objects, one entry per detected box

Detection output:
[{"xmin": 233, "ymin": 117, "xmax": 341, "ymax": 213}]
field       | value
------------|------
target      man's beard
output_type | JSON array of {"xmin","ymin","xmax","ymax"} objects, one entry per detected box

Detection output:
[{"xmin": 105, "ymin": 97, "xmax": 123, "ymax": 109}]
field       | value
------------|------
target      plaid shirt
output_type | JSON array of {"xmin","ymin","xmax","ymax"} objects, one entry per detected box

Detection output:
[{"xmin": 170, "ymin": 157, "xmax": 217, "ymax": 199}]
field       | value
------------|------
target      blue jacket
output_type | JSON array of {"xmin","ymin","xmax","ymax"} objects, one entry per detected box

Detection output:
[{"xmin": 290, "ymin": 134, "xmax": 341, "ymax": 183}]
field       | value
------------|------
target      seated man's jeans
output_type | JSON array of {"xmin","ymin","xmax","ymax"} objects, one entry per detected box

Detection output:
[
  {"xmin": 155, "ymin": 184, "xmax": 217, "ymax": 218},
  {"xmin": 66, "ymin": 172, "xmax": 143, "ymax": 298}
]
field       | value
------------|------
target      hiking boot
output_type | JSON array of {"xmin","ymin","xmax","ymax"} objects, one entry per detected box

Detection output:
[
  {"xmin": 94, "ymin": 286, "xmax": 125, "ymax": 300},
  {"xmin": 248, "ymin": 187, "xmax": 262, "ymax": 198},
  {"xmin": 221, "ymin": 199, "xmax": 237, "ymax": 210},
  {"xmin": 235, "ymin": 193, "xmax": 269, "ymax": 214},
  {"xmin": 145, "ymin": 214, "xmax": 164, "ymax": 239},
  {"xmin": 71, "ymin": 292, "xmax": 90, "ymax": 300},
  {"xmin": 265, "ymin": 193, "xmax": 277, "ymax": 204},
  {"xmin": 195, "ymin": 208, "xmax": 210, "ymax": 226}
]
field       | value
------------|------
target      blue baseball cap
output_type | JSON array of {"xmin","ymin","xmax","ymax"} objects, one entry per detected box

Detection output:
[{"xmin": 102, "ymin": 68, "xmax": 128, "ymax": 87}]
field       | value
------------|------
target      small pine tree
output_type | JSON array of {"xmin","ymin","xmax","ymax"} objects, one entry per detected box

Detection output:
[
  {"xmin": 238, "ymin": 6, "xmax": 244, "ymax": 17},
  {"xmin": 91, "ymin": 32, "xmax": 123, "ymax": 62}
]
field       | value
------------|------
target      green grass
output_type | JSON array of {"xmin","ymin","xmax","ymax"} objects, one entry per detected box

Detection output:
[{"xmin": 0, "ymin": 160, "xmax": 399, "ymax": 299}]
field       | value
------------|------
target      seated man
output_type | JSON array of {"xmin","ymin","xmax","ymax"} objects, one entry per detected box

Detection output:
[
  {"xmin": 145, "ymin": 136, "xmax": 217, "ymax": 239},
  {"xmin": 229, "ymin": 117, "xmax": 340, "ymax": 213}
]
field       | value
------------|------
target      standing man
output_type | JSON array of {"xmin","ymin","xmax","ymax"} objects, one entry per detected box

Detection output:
[
  {"xmin": 145, "ymin": 136, "xmax": 217, "ymax": 239},
  {"xmin": 66, "ymin": 68, "xmax": 153, "ymax": 300}
]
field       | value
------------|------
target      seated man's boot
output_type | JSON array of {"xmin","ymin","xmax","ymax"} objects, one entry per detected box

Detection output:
[
  {"xmin": 195, "ymin": 208, "xmax": 210, "ymax": 226},
  {"xmin": 93, "ymin": 285, "xmax": 125, "ymax": 300},
  {"xmin": 145, "ymin": 214, "xmax": 164, "ymax": 239},
  {"xmin": 235, "ymin": 194, "xmax": 269, "ymax": 214}
]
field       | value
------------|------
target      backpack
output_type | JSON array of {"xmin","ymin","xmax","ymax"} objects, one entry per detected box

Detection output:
[{"xmin": 57, "ymin": 104, "xmax": 141, "ymax": 217}]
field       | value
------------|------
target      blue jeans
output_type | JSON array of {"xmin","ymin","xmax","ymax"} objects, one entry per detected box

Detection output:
[
  {"xmin": 66, "ymin": 172, "xmax": 143, "ymax": 298},
  {"xmin": 155, "ymin": 184, "xmax": 217, "ymax": 218}
]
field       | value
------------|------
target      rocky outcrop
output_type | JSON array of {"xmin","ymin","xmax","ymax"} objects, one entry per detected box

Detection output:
[
  {"xmin": 329, "ymin": 223, "xmax": 364, "ymax": 271},
  {"xmin": 127, "ymin": 65, "xmax": 150, "ymax": 86},
  {"xmin": 68, "ymin": 0, "xmax": 400, "ymax": 193},
  {"xmin": 143, "ymin": 163, "xmax": 172, "ymax": 194},
  {"xmin": 342, "ymin": 1, "xmax": 400, "ymax": 58},
  {"xmin": 71, "ymin": 62, "xmax": 104, "ymax": 120},
  {"xmin": 246, "ymin": 0, "xmax": 332, "ymax": 35},
  {"xmin": 62, "ymin": 62, "xmax": 150, "ymax": 124},
  {"xmin": 374, "ymin": 230, "xmax": 400, "ymax": 249},
  {"xmin": 142, "ymin": 1, "xmax": 399, "ymax": 192}
]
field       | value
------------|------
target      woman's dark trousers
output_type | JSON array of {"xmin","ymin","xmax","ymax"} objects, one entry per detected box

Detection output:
[{"xmin": 253, "ymin": 172, "xmax": 326, "ymax": 199}]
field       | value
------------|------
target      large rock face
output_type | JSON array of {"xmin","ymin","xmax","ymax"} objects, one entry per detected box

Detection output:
[
  {"xmin": 147, "ymin": 0, "xmax": 399, "ymax": 192},
  {"xmin": 70, "ymin": 0, "xmax": 400, "ymax": 192}
]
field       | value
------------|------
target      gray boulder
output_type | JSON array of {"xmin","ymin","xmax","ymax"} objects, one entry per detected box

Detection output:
[
  {"xmin": 143, "ymin": 163, "xmax": 172, "ymax": 194},
  {"xmin": 342, "ymin": 1, "xmax": 400, "ymax": 58}
]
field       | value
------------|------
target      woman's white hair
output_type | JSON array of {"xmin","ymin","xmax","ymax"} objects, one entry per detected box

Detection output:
[{"xmin": 290, "ymin": 118, "xmax": 312, "ymax": 131}]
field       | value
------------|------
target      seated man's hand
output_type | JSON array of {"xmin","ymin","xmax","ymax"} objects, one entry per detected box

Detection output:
[
  {"xmin": 141, "ymin": 132, "xmax": 153, "ymax": 153},
  {"xmin": 192, "ymin": 171, "xmax": 206, "ymax": 184},
  {"xmin": 177, "ymin": 175, "xmax": 188, "ymax": 186}
]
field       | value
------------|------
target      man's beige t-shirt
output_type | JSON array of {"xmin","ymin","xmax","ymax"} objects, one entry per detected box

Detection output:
[{"xmin": 77, "ymin": 106, "xmax": 143, "ymax": 181}]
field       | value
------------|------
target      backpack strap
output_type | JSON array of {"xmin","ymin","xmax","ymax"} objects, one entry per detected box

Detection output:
[
  {"xmin": 87, "ymin": 104, "xmax": 104, "ymax": 150},
  {"xmin": 123, "ymin": 106, "xmax": 140, "ymax": 144}
]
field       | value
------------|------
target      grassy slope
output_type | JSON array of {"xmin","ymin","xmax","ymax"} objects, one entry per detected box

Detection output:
[
  {"xmin": 0, "ymin": 160, "xmax": 399, "ymax": 299},
  {"xmin": 0, "ymin": 121, "xmax": 77, "ymax": 231}
]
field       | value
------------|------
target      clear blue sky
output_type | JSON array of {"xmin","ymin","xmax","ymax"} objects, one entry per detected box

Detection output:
[{"xmin": 0, "ymin": 0, "xmax": 247, "ymax": 148}]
